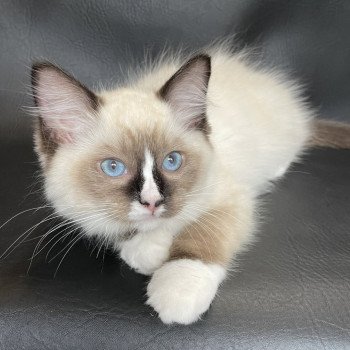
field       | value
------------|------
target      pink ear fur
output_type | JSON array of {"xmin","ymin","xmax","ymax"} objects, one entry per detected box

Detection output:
[
  {"xmin": 31, "ymin": 63, "xmax": 99, "ymax": 144},
  {"xmin": 158, "ymin": 54, "xmax": 211, "ymax": 132}
]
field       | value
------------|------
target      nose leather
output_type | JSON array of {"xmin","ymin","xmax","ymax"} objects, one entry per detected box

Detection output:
[{"xmin": 140, "ymin": 198, "xmax": 164, "ymax": 212}]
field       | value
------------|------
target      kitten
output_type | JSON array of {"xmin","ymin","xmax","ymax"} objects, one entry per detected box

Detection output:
[{"xmin": 31, "ymin": 46, "xmax": 350, "ymax": 325}]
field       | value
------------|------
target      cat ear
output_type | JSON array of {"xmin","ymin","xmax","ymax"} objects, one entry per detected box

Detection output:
[
  {"xmin": 158, "ymin": 54, "xmax": 211, "ymax": 133},
  {"xmin": 31, "ymin": 62, "xmax": 99, "ymax": 144}
]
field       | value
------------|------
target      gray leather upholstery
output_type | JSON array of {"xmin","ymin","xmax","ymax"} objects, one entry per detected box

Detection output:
[{"xmin": 0, "ymin": 1, "xmax": 349, "ymax": 349}]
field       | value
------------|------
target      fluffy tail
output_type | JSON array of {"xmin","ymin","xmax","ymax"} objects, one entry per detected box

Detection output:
[{"xmin": 309, "ymin": 119, "xmax": 350, "ymax": 149}]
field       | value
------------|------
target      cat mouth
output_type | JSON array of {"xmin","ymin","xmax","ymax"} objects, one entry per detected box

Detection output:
[
  {"xmin": 140, "ymin": 214, "xmax": 160, "ymax": 221},
  {"xmin": 134, "ymin": 211, "xmax": 164, "ymax": 221},
  {"xmin": 128, "ymin": 204, "xmax": 166, "ymax": 222}
]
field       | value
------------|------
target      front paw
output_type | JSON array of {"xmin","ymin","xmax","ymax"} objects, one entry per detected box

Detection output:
[
  {"xmin": 119, "ymin": 231, "xmax": 172, "ymax": 275},
  {"xmin": 146, "ymin": 259, "xmax": 226, "ymax": 325}
]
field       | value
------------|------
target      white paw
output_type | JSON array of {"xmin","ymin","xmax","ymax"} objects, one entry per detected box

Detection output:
[
  {"xmin": 146, "ymin": 259, "xmax": 226, "ymax": 325},
  {"xmin": 119, "ymin": 230, "xmax": 173, "ymax": 275}
]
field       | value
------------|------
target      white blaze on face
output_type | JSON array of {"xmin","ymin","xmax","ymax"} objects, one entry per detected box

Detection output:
[
  {"xmin": 140, "ymin": 149, "xmax": 162, "ymax": 206},
  {"xmin": 128, "ymin": 149, "xmax": 165, "ymax": 225}
]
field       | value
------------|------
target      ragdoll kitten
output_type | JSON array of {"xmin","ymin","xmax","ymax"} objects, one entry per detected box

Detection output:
[{"xmin": 31, "ymin": 47, "xmax": 349, "ymax": 325}]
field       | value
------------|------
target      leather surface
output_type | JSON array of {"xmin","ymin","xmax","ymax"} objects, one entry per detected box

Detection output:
[{"xmin": 0, "ymin": 1, "xmax": 350, "ymax": 349}]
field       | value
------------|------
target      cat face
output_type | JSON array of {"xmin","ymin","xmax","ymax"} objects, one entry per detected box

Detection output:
[{"xmin": 32, "ymin": 55, "xmax": 215, "ymax": 236}]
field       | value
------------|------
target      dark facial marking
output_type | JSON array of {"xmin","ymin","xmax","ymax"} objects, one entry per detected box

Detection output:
[
  {"xmin": 124, "ymin": 150, "xmax": 171, "ymax": 207},
  {"xmin": 125, "ymin": 162, "xmax": 144, "ymax": 202},
  {"xmin": 152, "ymin": 161, "xmax": 172, "ymax": 207}
]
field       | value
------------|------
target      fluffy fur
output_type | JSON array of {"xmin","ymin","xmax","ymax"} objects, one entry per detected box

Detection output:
[{"xmin": 31, "ymin": 45, "xmax": 316, "ymax": 324}]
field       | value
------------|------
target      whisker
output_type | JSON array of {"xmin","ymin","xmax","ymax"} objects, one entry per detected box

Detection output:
[
  {"xmin": 0, "ymin": 211, "xmax": 63, "ymax": 260},
  {"xmin": 43, "ymin": 210, "xmax": 112, "ymax": 261},
  {"xmin": 51, "ymin": 213, "xmax": 116, "ymax": 277},
  {"xmin": 53, "ymin": 232, "xmax": 85, "ymax": 278},
  {"xmin": 46, "ymin": 213, "xmax": 115, "ymax": 264}
]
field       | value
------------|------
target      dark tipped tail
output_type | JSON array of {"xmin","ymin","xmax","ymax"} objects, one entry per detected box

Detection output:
[{"xmin": 309, "ymin": 119, "xmax": 350, "ymax": 149}]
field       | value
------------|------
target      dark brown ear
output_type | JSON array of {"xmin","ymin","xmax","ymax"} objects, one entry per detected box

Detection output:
[
  {"xmin": 31, "ymin": 62, "xmax": 99, "ymax": 145},
  {"xmin": 158, "ymin": 54, "xmax": 211, "ymax": 133}
]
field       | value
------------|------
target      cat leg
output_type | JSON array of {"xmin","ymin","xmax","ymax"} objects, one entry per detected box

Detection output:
[
  {"xmin": 119, "ymin": 229, "xmax": 174, "ymax": 276},
  {"xmin": 146, "ymin": 198, "xmax": 254, "ymax": 324}
]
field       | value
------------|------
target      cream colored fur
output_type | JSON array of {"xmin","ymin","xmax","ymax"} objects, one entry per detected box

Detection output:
[
  {"xmin": 35, "ymin": 45, "xmax": 314, "ymax": 325},
  {"xmin": 147, "ymin": 259, "xmax": 226, "ymax": 324}
]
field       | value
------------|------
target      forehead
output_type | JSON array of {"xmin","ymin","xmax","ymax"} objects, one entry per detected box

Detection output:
[
  {"xmin": 92, "ymin": 89, "xmax": 185, "ymax": 158},
  {"xmin": 100, "ymin": 88, "xmax": 169, "ymax": 126}
]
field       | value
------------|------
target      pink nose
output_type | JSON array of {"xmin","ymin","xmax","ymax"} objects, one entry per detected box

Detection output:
[{"xmin": 140, "ymin": 199, "xmax": 164, "ymax": 213}]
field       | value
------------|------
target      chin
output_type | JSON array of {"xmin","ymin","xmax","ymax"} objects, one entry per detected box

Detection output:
[
  {"xmin": 132, "ymin": 217, "xmax": 163, "ymax": 232},
  {"xmin": 128, "ymin": 202, "xmax": 167, "ymax": 231}
]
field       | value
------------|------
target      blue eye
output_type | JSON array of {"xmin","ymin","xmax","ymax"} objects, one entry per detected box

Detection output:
[
  {"xmin": 162, "ymin": 152, "xmax": 182, "ymax": 172},
  {"xmin": 101, "ymin": 159, "xmax": 126, "ymax": 177}
]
